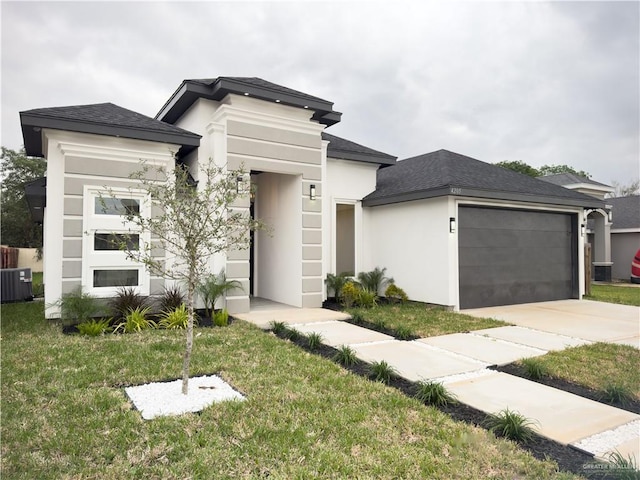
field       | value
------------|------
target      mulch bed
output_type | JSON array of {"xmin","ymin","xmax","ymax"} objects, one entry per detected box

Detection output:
[
  {"xmin": 492, "ymin": 363, "xmax": 640, "ymax": 415},
  {"xmin": 270, "ymin": 328, "xmax": 615, "ymax": 479}
]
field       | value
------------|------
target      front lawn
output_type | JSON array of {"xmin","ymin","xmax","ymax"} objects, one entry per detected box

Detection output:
[
  {"xmin": 347, "ymin": 302, "xmax": 507, "ymax": 338},
  {"xmin": 517, "ymin": 342, "xmax": 640, "ymax": 401},
  {"xmin": 1, "ymin": 302, "xmax": 573, "ymax": 479},
  {"xmin": 585, "ymin": 284, "xmax": 640, "ymax": 306}
]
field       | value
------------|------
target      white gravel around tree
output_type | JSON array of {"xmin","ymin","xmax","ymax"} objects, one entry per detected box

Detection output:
[{"xmin": 125, "ymin": 375, "xmax": 245, "ymax": 420}]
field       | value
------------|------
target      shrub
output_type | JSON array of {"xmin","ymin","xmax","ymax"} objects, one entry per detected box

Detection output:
[
  {"xmin": 385, "ymin": 283, "xmax": 408, "ymax": 303},
  {"xmin": 77, "ymin": 318, "xmax": 112, "ymax": 336},
  {"xmin": 599, "ymin": 384, "xmax": 634, "ymax": 407},
  {"xmin": 286, "ymin": 327, "xmax": 301, "ymax": 342},
  {"xmin": 484, "ymin": 408, "xmax": 537, "ymax": 443},
  {"xmin": 369, "ymin": 360, "xmax": 397, "ymax": 384},
  {"xmin": 373, "ymin": 316, "xmax": 387, "ymax": 330},
  {"xmin": 357, "ymin": 267, "xmax": 393, "ymax": 295},
  {"xmin": 357, "ymin": 289, "xmax": 378, "ymax": 308},
  {"xmin": 325, "ymin": 273, "xmax": 349, "ymax": 301},
  {"xmin": 198, "ymin": 270, "xmax": 241, "ymax": 318},
  {"xmin": 113, "ymin": 307, "xmax": 155, "ymax": 334},
  {"xmin": 333, "ymin": 345, "xmax": 359, "ymax": 367},
  {"xmin": 521, "ymin": 358, "xmax": 549, "ymax": 380},
  {"xmin": 109, "ymin": 287, "xmax": 149, "ymax": 321},
  {"xmin": 157, "ymin": 285, "xmax": 185, "ymax": 313},
  {"xmin": 213, "ymin": 309, "xmax": 229, "ymax": 327},
  {"xmin": 306, "ymin": 332, "xmax": 323, "ymax": 350},
  {"xmin": 158, "ymin": 304, "xmax": 190, "ymax": 329},
  {"xmin": 395, "ymin": 324, "xmax": 414, "ymax": 340},
  {"xmin": 58, "ymin": 287, "xmax": 103, "ymax": 325},
  {"xmin": 414, "ymin": 381, "xmax": 457, "ymax": 406},
  {"xmin": 270, "ymin": 321, "xmax": 287, "ymax": 335},
  {"xmin": 606, "ymin": 450, "xmax": 638, "ymax": 479},
  {"xmin": 341, "ymin": 281, "xmax": 361, "ymax": 308}
]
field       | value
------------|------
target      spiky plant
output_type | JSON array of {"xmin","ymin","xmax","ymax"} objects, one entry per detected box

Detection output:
[
  {"xmin": 333, "ymin": 345, "xmax": 359, "ymax": 367},
  {"xmin": 395, "ymin": 325, "xmax": 414, "ymax": 340},
  {"xmin": 484, "ymin": 408, "xmax": 538, "ymax": 443},
  {"xmin": 600, "ymin": 384, "xmax": 634, "ymax": 407},
  {"xmin": 306, "ymin": 332, "xmax": 324, "ymax": 350},
  {"xmin": 158, "ymin": 304, "xmax": 190, "ymax": 329},
  {"xmin": 357, "ymin": 267, "xmax": 393, "ymax": 295},
  {"xmin": 414, "ymin": 381, "xmax": 457, "ymax": 406},
  {"xmin": 521, "ymin": 358, "xmax": 549, "ymax": 381},
  {"xmin": 77, "ymin": 318, "xmax": 112, "ymax": 336},
  {"xmin": 369, "ymin": 360, "xmax": 397, "ymax": 384},
  {"xmin": 270, "ymin": 321, "xmax": 287, "ymax": 335}
]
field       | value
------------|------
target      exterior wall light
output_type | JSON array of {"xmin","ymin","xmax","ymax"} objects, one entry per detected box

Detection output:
[
  {"xmin": 236, "ymin": 176, "xmax": 243, "ymax": 194},
  {"xmin": 309, "ymin": 184, "xmax": 316, "ymax": 200},
  {"xmin": 581, "ymin": 224, "xmax": 586, "ymax": 236},
  {"xmin": 449, "ymin": 217, "xmax": 456, "ymax": 233}
]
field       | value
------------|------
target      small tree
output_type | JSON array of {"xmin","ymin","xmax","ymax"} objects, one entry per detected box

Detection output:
[
  {"xmin": 106, "ymin": 160, "xmax": 261, "ymax": 394},
  {"xmin": 608, "ymin": 180, "xmax": 640, "ymax": 198}
]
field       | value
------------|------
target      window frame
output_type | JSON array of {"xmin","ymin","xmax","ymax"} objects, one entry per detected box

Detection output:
[{"xmin": 82, "ymin": 186, "xmax": 151, "ymax": 297}]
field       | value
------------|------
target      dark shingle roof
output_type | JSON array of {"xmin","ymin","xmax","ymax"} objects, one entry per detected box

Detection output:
[
  {"xmin": 157, "ymin": 77, "xmax": 341, "ymax": 127},
  {"xmin": 20, "ymin": 103, "xmax": 201, "ymax": 158},
  {"xmin": 539, "ymin": 173, "xmax": 612, "ymax": 189},
  {"xmin": 608, "ymin": 195, "xmax": 640, "ymax": 230},
  {"xmin": 363, "ymin": 149, "xmax": 604, "ymax": 208},
  {"xmin": 322, "ymin": 132, "xmax": 396, "ymax": 166}
]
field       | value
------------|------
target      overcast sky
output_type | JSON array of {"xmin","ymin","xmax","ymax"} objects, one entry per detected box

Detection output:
[{"xmin": 2, "ymin": 1, "xmax": 638, "ymax": 186}]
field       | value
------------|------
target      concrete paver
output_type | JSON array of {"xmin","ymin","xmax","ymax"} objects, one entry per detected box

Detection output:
[
  {"xmin": 234, "ymin": 308, "xmax": 350, "ymax": 329},
  {"xmin": 350, "ymin": 340, "xmax": 487, "ymax": 381},
  {"xmin": 291, "ymin": 321, "xmax": 393, "ymax": 347},
  {"xmin": 462, "ymin": 300, "xmax": 640, "ymax": 345},
  {"xmin": 446, "ymin": 371, "xmax": 639, "ymax": 445},
  {"xmin": 417, "ymin": 333, "xmax": 546, "ymax": 365},
  {"xmin": 472, "ymin": 326, "xmax": 591, "ymax": 351}
]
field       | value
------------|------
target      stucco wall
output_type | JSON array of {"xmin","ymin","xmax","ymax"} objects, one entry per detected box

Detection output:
[
  {"xmin": 364, "ymin": 197, "xmax": 454, "ymax": 307},
  {"xmin": 323, "ymin": 158, "xmax": 378, "ymax": 284},
  {"xmin": 42, "ymin": 130, "xmax": 178, "ymax": 318},
  {"xmin": 174, "ymin": 95, "xmax": 325, "ymax": 312},
  {"xmin": 16, "ymin": 248, "xmax": 43, "ymax": 272},
  {"xmin": 611, "ymin": 232, "xmax": 640, "ymax": 280}
]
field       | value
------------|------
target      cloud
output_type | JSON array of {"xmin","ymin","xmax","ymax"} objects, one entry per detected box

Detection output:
[{"xmin": 2, "ymin": 1, "xmax": 638, "ymax": 185}]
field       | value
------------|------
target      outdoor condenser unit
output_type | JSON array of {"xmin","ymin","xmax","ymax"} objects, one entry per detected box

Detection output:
[{"xmin": 1, "ymin": 268, "xmax": 33, "ymax": 303}]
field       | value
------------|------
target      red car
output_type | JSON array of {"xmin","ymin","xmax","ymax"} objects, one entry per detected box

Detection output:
[{"xmin": 632, "ymin": 248, "xmax": 640, "ymax": 284}]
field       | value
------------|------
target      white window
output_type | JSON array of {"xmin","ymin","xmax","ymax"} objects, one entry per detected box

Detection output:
[{"xmin": 82, "ymin": 186, "xmax": 151, "ymax": 296}]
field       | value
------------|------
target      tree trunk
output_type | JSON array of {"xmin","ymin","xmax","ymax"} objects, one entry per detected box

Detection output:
[{"xmin": 182, "ymin": 280, "xmax": 195, "ymax": 395}]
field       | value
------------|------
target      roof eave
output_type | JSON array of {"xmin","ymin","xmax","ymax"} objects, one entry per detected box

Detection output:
[
  {"xmin": 363, "ymin": 185, "xmax": 605, "ymax": 209},
  {"xmin": 157, "ymin": 78, "xmax": 342, "ymax": 127},
  {"xmin": 20, "ymin": 112, "xmax": 200, "ymax": 158},
  {"xmin": 328, "ymin": 149, "xmax": 397, "ymax": 166}
]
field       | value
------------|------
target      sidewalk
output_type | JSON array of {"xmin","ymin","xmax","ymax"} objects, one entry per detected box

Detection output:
[{"xmin": 239, "ymin": 306, "xmax": 639, "ymax": 463}]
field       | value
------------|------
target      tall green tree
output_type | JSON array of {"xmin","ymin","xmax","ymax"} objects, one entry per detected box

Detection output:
[
  {"xmin": 1, "ymin": 147, "xmax": 46, "ymax": 247},
  {"xmin": 494, "ymin": 160, "xmax": 540, "ymax": 177},
  {"xmin": 495, "ymin": 160, "xmax": 591, "ymax": 179}
]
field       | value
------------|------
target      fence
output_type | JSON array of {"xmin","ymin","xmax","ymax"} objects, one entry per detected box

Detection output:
[{"xmin": 1, "ymin": 246, "xmax": 19, "ymax": 269}]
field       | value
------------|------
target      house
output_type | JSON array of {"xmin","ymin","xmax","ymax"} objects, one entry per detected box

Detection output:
[
  {"xmin": 607, "ymin": 195, "xmax": 640, "ymax": 280},
  {"xmin": 539, "ymin": 173, "xmax": 615, "ymax": 281},
  {"xmin": 20, "ymin": 77, "xmax": 603, "ymax": 318}
]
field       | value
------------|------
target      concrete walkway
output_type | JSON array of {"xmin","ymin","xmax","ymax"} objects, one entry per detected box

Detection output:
[
  {"xmin": 462, "ymin": 299, "xmax": 640, "ymax": 348},
  {"xmin": 237, "ymin": 300, "xmax": 640, "ymax": 463}
]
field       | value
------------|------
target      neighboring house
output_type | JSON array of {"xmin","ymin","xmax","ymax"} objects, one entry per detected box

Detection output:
[
  {"xmin": 607, "ymin": 195, "xmax": 640, "ymax": 280},
  {"xmin": 20, "ymin": 76, "xmax": 603, "ymax": 318},
  {"xmin": 539, "ymin": 173, "xmax": 615, "ymax": 281}
]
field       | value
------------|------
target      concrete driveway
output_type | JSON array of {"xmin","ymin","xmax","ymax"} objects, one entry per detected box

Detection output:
[{"xmin": 462, "ymin": 299, "xmax": 640, "ymax": 348}]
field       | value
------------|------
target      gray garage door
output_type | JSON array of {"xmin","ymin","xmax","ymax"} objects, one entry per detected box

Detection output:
[{"xmin": 458, "ymin": 206, "xmax": 578, "ymax": 309}]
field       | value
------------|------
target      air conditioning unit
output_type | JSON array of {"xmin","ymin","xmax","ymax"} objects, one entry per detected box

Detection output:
[{"xmin": 1, "ymin": 268, "xmax": 33, "ymax": 303}]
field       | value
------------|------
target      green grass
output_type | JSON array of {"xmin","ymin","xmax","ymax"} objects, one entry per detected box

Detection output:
[
  {"xmin": 517, "ymin": 342, "xmax": 640, "ymax": 401},
  {"xmin": 31, "ymin": 271, "xmax": 44, "ymax": 297},
  {"xmin": 585, "ymin": 284, "xmax": 640, "ymax": 306},
  {"xmin": 348, "ymin": 303, "xmax": 507, "ymax": 338},
  {"xmin": 0, "ymin": 302, "xmax": 577, "ymax": 479}
]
